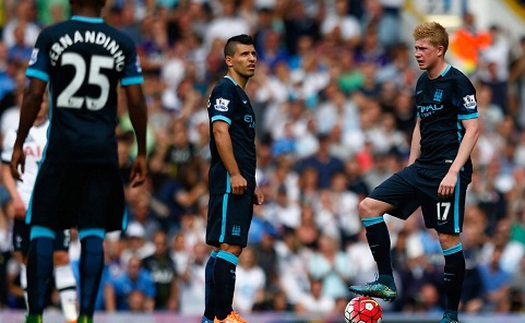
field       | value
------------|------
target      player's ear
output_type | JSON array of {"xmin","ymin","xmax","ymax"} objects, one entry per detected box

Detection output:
[
  {"xmin": 437, "ymin": 45, "xmax": 445, "ymax": 57},
  {"xmin": 225, "ymin": 55, "xmax": 233, "ymax": 68}
]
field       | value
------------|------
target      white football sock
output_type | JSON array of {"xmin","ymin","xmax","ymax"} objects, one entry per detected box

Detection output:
[
  {"xmin": 54, "ymin": 264, "xmax": 78, "ymax": 321},
  {"xmin": 20, "ymin": 263, "xmax": 28, "ymax": 313}
]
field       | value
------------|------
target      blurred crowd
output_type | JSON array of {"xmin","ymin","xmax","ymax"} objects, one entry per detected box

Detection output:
[{"xmin": 1, "ymin": 0, "xmax": 525, "ymax": 317}]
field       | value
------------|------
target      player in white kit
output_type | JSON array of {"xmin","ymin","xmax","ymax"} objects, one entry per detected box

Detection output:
[{"xmin": 1, "ymin": 97, "xmax": 79, "ymax": 323}]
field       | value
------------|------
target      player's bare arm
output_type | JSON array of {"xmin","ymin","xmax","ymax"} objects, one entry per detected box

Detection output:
[
  {"xmin": 407, "ymin": 118, "xmax": 422, "ymax": 166},
  {"xmin": 124, "ymin": 84, "xmax": 148, "ymax": 187},
  {"xmin": 10, "ymin": 78, "xmax": 47, "ymax": 181},
  {"xmin": 213, "ymin": 120, "xmax": 247, "ymax": 195},
  {"xmin": 438, "ymin": 118, "xmax": 479, "ymax": 198},
  {"xmin": 1, "ymin": 164, "xmax": 26, "ymax": 219}
]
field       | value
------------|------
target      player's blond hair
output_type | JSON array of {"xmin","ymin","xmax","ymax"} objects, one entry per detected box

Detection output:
[{"xmin": 413, "ymin": 21, "xmax": 449, "ymax": 53}]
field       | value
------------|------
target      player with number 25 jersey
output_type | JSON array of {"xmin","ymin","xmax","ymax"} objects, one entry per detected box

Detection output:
[
  {"xmin": 12, "ymin": 3, "xmax": 148, "ymax": 322},
  {"xmin": 20, "ymin": 15, "xmax": 146, "ymax": 232},
  {"xmin": 26, "ymin": 15, "xmax": 142, "ymax": 164}
]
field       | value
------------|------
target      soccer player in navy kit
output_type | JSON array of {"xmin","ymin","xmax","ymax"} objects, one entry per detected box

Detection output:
[
  {"xmin": 10, "ymin": 1, "xmax": 148, "ymax": 323},
  {"xmin": 202, "ymin": 34, "xmax": 264, "ymax": 323},
  {"xmin": 349, "ymin": 22, "xmax": 479, "ymax": 323},
  {"xmin": 2, "ymin": 98, "xmax": 78, "ymax": 323}
]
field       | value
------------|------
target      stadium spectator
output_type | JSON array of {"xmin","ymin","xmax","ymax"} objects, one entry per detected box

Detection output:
[
  {"xmin": 295, "ymin": 133, "xmax": 344, "ymax": 189},
  {"xmin": 478, "ymin": 246, "xmax": 512, "ymax": 311},
  {"xmin": 141, "ymin": 230, "xmax": 179, "ymax": 310},
  {"xmin": 120, "ymin": 222, "xmax": 155, "ymax": 266},
  {"xmin": 7, "ymin": 23, "xmax": 33, "ymax": 65},
  {"xmin": 320, "ymin": 0, "xmax": 361, "ymax": 47},
  {"xmin": 105, "ymin": 255, "xmax": 156, "ymax": 312},
  {"xmin": 204, "ymin": 0, "xmax": 250, "ymax": 49},
  {"xmin": 178, "ymin": 240, "xmax": 209, "ymax": 315},
  {"xmin": 295, "ymin": 278, "xmax": 335, "ymax": 315},
  {"xmin": 308, "ymin": 235, "xmax": 352, "ymax": 305},
  {"xmin": 251, "ymin": 222, "xmax": 279, "ymax": 292},
  {"xmin": 126, "ymin": 188, "xmax": 162, "ymax": 241},
  {"xmin": 234, "ymin": 247, "xmax": 266, "ymax": 313},
  {"xmin": 2, "ymin": 0, "xmax": 40, "ymax": 48},
  {"xmin": 449, "ymin": 12, "xmax": 491, "ymax": 75}
]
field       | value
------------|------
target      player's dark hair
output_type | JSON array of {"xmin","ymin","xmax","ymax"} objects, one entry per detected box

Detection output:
[
  {"xmin": 224, "ymin": 34, "xmax": 254, "ymax": 58},
  {"xmin": 70, "ymin": 0, "xmax": 106, "ymax": 8}
]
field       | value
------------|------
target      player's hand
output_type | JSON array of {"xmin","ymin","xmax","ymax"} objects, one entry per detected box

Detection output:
[
  {"xmin": 10, "ymin": 147, "xmax": 25, "ymax": 182},
  {"xmin": 253, "ymin": 187, "xmax": 264, "ymax": 205},
  {"xmin": 12, "ymin": 197, "xmax": 26, "ymax": 220},
  {"xmin": 129, "ymin": 155, "xmax": 147, "ymax": 188},
  {"xmin": 230, "ymin": 174, "xmax": 247, "ymax": 195},
  {"xmin": 438, "ymin": 170, "xmax": 458, "ymax": 199}
]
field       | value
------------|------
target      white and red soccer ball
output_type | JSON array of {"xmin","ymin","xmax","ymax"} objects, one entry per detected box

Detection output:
[{"xmin": 344, "ymin": 296, "xmax": 383, "ymax": 323}]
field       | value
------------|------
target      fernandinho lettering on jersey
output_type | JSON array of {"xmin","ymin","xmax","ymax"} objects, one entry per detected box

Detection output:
[{"xmin": 49, "ymin": 30, "xmax": 125, "ymax": 71}]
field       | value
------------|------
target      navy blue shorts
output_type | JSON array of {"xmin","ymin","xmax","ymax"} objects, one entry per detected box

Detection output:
[
  {"xmin": 369, "ymin": 165, "xmax": 469, "ymax": 234},
  {"xmin": 13, "ymin": 219, "xmax": 71, "ymax": 253},
  {"xmin": 206, "ymin": 193, "xmax": 254, "ymax": 248},
  {"xmin": 27, "ymin": 162, "xmax": 126, "ymax": 232}
]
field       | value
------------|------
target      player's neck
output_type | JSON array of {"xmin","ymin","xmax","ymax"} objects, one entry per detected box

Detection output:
[
  {"xmin": 227, "ymin": 72, "xmax": 249, "ymax": 89},
  {"xmin": 427, "ymin": 61, "xmax": 448, "ymax": 80},
  {"xmin": 72, "ymin": 8, "xmax": 102, "ymax": 18}
]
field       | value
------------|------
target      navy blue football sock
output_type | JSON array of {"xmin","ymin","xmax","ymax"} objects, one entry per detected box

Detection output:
[
  {"xmin": 213, "ymin": 251, "xmax": 238, "ymax": 320},
  {"xmin": 26, "ymin": 237, "xmax": 55, "ymax": 315},
  {"xmin": 363, "ymin": 217, "xmax": 393, "ymax": 278},
  {"xmin": 443, "ymin": 243, "xmax": 465, "ymax": 315},
  {"xmin": 79, "ymin": 235, "xmax": 104, "ymax": 317},
  {"xmin": 203, "ymin": 250, "xmax": 218, "ymax": 320}
]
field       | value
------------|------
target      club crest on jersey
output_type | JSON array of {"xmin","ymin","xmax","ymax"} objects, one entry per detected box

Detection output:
[
  {"xmin": 29, "ymin": 49, "xmax": 39, "ymax": 65},
  {"xmin": 433, "ymin": 89, "xmax": 443, "ymax": 102},
  {"xmin": 214, "ymin": 98, "xmax": 230, "ymax": 112},
  {"xmin": 462, "ymin": 94, "xmax": 477, "ymax": 109},
  {"xmin": 232, "ymin": 225, "xmax": 241, "ymax": 236}
]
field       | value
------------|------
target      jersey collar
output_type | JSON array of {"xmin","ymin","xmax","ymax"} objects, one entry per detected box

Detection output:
[
  {"xmin": 440, "ymin": 64, "xmax": 451, "ymax": 77},
  {"xmin": 224, "ymin": 75, "xmax": 239, "ymax": 87},
  {"xmin": 71, "ymin": 16, "xmax": 104, "ymax": 24}
]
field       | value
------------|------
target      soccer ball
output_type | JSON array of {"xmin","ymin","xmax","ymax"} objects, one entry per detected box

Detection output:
[{"xmin": 344, "ymin": 296, "xmax": 382, "ymax": 323}]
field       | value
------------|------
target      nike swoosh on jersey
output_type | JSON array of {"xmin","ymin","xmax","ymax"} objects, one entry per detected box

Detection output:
[{"xmin": 416, "ymin": 90, "xmax": 423, "ymax": 95}]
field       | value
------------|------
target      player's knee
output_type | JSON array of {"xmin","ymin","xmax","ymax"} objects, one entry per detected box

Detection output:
[
  {"xmin": 438, "ymin": 232, "xmax": 460, "ymax": 249},
  {"xmin": 13, "ymin": 251, "xmax": 25, "ymax": 264},
  {"xmin": 359, "ymin": 198, "xmax": 378, "ymax": 218},
  {"xmin": 53, "ymin": 250, "xmax": 70, "ymax": 265},
  {"xmin": 218, "ymin": 243, "xmax": 242, "ymax": 257}
]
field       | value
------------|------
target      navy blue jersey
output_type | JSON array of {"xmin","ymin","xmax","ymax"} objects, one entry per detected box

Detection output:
[
  {"xmin": 207, "ymin": 76, "xmax": 256, "ymax": 195},
  {"xmin": 414, "ymin": 65, "xmax": 478, "ymax": 177},
  {"xmin": 25, "ymin": 16, "xmax": 143, "ymax": 164}
]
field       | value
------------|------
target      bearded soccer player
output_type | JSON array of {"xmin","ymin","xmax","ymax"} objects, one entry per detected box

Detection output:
[{"xmin": 203, "ymin": 34, "xmax": 264, "ymax": 323}]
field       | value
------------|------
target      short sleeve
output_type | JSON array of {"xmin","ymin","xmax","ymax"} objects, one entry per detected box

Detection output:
[
  {"xmin": 456, "ymin": 76, "xmax": 478, "ymax": 120},
  {"xmin": 25, "ymin": 30, "xmax": 51, "ymax": 82},
  {"xmin": 120, "ymin": 38, "xmax": 143, "ymax": 86},
  {"xmin": 208, "ymin": 83, "xmax": 235, "ymax": 125}
]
